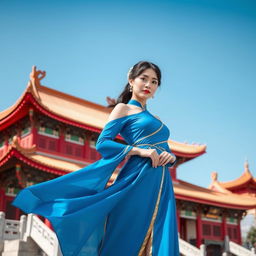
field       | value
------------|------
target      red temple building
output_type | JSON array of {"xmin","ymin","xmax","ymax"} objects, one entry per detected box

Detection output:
[
  {"xmin": 209, "ymin": 161, "xmax": 256, "ymax": 238},
  {"xmin": 0, "ymin": 66, "xmax": 256, "ymax": 255}
]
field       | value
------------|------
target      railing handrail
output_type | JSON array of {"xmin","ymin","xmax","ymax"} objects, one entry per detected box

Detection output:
[
  {"xmin": 179, "ymin": 238, "xmax": 204, "ymax": 256},
  {"xmin": 25, "ymin": 214, "xmax": 62, "ymax": 256},
  {"xmin": 229, "ymin": 240, "xmax": 256, "ymax": 256},
  {"xmin": 0, "ymin": 211, "xmax": 62, "ymax": 256}
]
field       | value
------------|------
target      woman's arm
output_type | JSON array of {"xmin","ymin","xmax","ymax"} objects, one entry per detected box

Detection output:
[{"xmin": 95, "ymin": 104, "xmax": 133, "ymax": 159}]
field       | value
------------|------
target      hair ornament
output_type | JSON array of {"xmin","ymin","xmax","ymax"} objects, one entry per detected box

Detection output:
[{"xmin": 127, "ymin": 66, "xmax": 134, "ymax": 80}]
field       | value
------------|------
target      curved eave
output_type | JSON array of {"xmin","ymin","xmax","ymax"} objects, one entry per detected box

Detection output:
[
  {"xmin": 208, "ymin": 181, "xmax": 232, "ymax": 194},
  {"xmin": 0, "ymin": 84, "xmax": 30, "ymax": 121},
  {"xmin": 0, "ymin": 92, "xmax": 104, "ymax": 134},
  {"xmin": 0, "ymin": 93, "xmax": 32, "ymax": 131},
  {"xmin": 174, "ymin": 193, "xmax": 255, "ymax": 210},
  {"xmin": 1, "ymin": 84, "xmax": 206, "ymax": 156},
  {"xmin": 220, "ymin": 172, "xmax": 256, "ymax": 190},
  {"xmin": 174, "ymin": 180, "xmax": 256, "ymax": 210},
  {"xmin": 169, "ymin": 140, "xmax": 207, "ymax": 158},
  {"xmin": 171, "ymin": 149, "xmax": 206, "ymax": 158},
  {"xmin": 0, "ymin": 148, "xmax": 68, "ymax": 176}
]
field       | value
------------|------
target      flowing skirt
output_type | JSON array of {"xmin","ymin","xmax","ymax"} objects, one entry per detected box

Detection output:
[{"xmin": 12, "ymin": 153, "xmax": 179, "ymax": 256}]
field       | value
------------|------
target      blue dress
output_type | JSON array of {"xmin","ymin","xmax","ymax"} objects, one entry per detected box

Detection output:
[{"xmin": 12, "ymin": 99, "xmax": 179, "ymax": 256}]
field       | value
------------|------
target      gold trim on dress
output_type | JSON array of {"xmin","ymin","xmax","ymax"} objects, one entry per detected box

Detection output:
[
  {"xmin": 133, "ymin": 143, "xmax": 167, "ymax": 152},
  {"xmin": 138, "ymin": 165, "xmax": 166, "ymax": 256},
  {"xmin": 98, "ymin": 214, "xmax": 109, "ymax": 255},
  {"xmin": 133, "ymin": 123, "xmax": 164, "ymax": 146},
  {"xmin": 100, "ymin": 120, "xmax": 169, "ymax": 255}
]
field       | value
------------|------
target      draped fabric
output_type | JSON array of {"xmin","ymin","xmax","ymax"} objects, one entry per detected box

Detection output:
[{"xmin": 12, "ymin": 99, "xmax": 179, "ymax": 256}]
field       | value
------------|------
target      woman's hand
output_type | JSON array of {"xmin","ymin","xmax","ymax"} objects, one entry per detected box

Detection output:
[
  {"xmin": 137, "ymin": 148, "xmax": 160, "ymax": 168},
  {"xmin": 158, "ymin": 151, "xmax": 176, "ymax": 166},
  {"xmin": 128, "ymin": 147, "xmax": 176, "ymax": 168}
]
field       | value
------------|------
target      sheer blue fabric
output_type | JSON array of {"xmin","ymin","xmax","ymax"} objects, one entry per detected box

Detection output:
[{"xmin": 12, "ymin": 99, "xmax": 179, "ymax": 256}]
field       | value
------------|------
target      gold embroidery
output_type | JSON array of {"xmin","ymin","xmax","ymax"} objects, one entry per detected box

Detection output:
[
  {"xmin": 100, "ymin": 121, "xmax": 168, "ymax": 254},
  {"xmin": 152, "ymin": 140, "xmax": 168, "ymax": 146},
  {"xmin": 144, "ymin": 227, "xmax": 153, "ymax": 255},
  {"xmin": 138, "ymin": 165, "xmax": 166, "ymax": 256},
  {"xmin": 133, "ymin": 143, "xmax": 166, "ymax": 152},
  {"xmin": 133, "ymin": 123, "xmax": 164, "ymax": 146}
]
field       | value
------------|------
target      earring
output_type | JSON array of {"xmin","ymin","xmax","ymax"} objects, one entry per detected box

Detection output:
[{"xmin": 129, "ymin": 85, "xmax": 133, "ymax": 92}]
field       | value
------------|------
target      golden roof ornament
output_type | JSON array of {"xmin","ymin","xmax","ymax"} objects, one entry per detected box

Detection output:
[
  {"xmin": 27, "ymin": 65, "xmax": 46, "ymax": 100},
  {"xmin": 244, "ymin": 158, "xmax": 250, "ymax": 173},
  {"xmin": 30, "ymin": 65, "xmax": 46, "ymax": 87},
  {"xmin": 211, "ymin": 172, "xmax": 218, "ymax": 181}
]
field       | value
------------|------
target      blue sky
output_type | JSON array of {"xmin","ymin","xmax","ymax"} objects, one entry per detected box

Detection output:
[{"xmin": 0, "ymin": 0, "xmax": 255, "ymax": 188}]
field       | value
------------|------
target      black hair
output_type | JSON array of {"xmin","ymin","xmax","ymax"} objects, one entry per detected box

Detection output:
[{"xmin": 108, "ymin": 61, "xmax": 161, "ymax": 107}]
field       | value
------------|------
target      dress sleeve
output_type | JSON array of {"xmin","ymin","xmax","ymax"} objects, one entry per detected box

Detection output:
[{"xmin": 96, "ymin": 118, "xmax": 133, "ymax": 159}]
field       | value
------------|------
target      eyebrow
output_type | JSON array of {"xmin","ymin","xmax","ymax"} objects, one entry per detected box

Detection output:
[{"xmin": 140, "ymin": 74, "xmax": 158, "ymax": 81}]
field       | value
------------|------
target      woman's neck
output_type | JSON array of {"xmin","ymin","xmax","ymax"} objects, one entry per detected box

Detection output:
[{"xmin": 130, "ymin": 97, "xmax": 147, "ymax": 109}]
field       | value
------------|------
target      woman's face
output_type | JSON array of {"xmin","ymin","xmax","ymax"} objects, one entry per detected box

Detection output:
[{"xmin": 129, "ymin": 68, "xmax": 159, "ymax": 100}]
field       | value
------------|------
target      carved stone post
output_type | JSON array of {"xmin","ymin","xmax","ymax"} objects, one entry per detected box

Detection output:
[
  {"xmin": 19, "ymin": 214, "xmax": 27, "ymax": 240},
  {"xmin": 224, "ymin": 235, "xmax": 230, "ymax": 254},
  {"xmin": 0, "ymin": 211, "xmax": 5, "ymax": 240},
  {"xmin": 200, "ymin": 244, "xmax": 206, "ymax": 256}
]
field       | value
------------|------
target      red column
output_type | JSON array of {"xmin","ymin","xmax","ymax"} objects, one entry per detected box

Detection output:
[
  {"xmin": 84, "ymin": 133, "xmax": 89, "ymax": 160},
  {"xmin": 176, "ymin": 207, "xmax": 181, "ymax": 234},
  {"xmin": 196, "ymin": 208, "xmax": 203, "ymax": 248},
  {"xmin": 222, "ymin": 211, "xmax": 227, "ymax": 240},
  {"xmin": 237, "ymin": 217, "xmax": 242, "ymax": 244},
  {"xmin": 29, "ymin": 108, "xmax": 37, "ymax": 146},
  {"xmin": 170, "ymin": 166, "xmax": 177, "ymax": 180},
  {"xmin": 31, "ymin": 127, "xmax": 37, "ymax": 146},
  {"xmin": 85, "ymin": 134, "xmax": 92, "ymax": 161},
  {"xmin": 58, "ymin": 126, "xmax": 65, "ymax": 154},
  {"xmin": 0, "ymin": 188, "xmax": 5, "ymax": 211}
]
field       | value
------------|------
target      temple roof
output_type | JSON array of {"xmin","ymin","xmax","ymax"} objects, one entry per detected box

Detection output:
[
  {"xmin": 0, "ymin": 66, "xmax": 206, "ymax": 157},
  {"xmin": 209, "ymin": 160, "xmax": 256, "ymax": 193},
  {"xmin": 0, "ymin": 136, "xmax": 85, "ymax": 175},
  {"xmin": 175, "ymin": 179, "xmax": 256, "ymax": 209},
  {"xmin": 1, "ymin": 137, "xmax": 255, "ymax": 209}
]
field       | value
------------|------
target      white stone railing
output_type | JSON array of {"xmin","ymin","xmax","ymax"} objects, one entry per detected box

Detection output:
[
  {"xmin": 5, "ymin": 211, "xmax": 254, "ymax": 256},
  {"xmin": 222, "ymin": 236, "xmax": 256, "ymax": 256},
  {"xmin": 24, "ymin": 214, "xmax": 62, "ymax": 256},
  {"xmin": 0, "ymin": 211, "xmax": 26, "ymax": 240},
  {"xmin": 0, "ymin": 211, "xmax": 62, "ymax": 256},
  {"xmin": 228, "ymin": 241, "xmax": 256, "ymax": 256},
  {"xmin": 179, "ymin": 238, "xmax": 206, "ymax": 256}
]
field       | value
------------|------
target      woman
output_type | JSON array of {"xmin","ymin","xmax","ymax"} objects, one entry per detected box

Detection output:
[{"xmin": 12, "ymin": 61, "xmax": 179, "ymax": 256}]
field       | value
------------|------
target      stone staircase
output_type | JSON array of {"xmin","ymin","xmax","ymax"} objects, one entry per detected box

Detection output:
[
  {"xmin": 0, "ymin": 212, "xmax": 61, "ymax": 256},
  {"xmin": 179, "ymin": 238, "xmax": 206, "ymax": 256},
  {"xmin": 179, "ymin": 235, "xmax": 256, "ymax": 256},
  {"xmin": 0, "ymin": 211, "xmax": 255, "ymax": 256}
]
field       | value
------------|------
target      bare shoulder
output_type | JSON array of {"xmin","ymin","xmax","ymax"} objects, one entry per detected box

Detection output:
[{"xmin": 107, "ymin": 103, "xmax": 129, "ymax": 122}]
